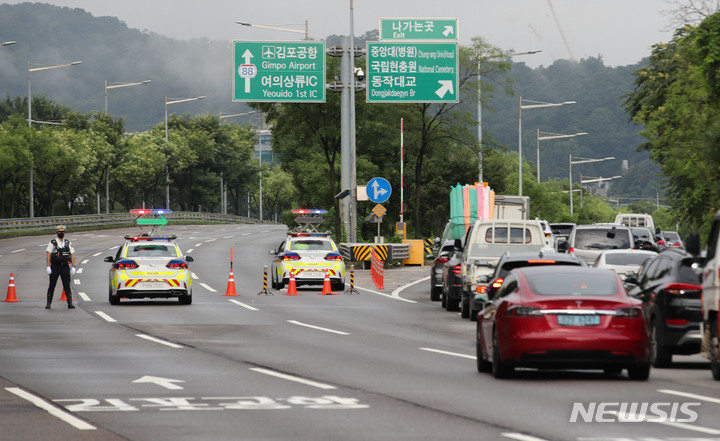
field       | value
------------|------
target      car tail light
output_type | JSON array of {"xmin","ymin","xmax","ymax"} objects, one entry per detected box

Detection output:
[
  {"xmin": 281, "ymin": 252, "xmax": 301, "ymax": 261},
  {"xmin": 113, "ymin": 259, "xmax": 139, "ymax": 269},
  {"xmin": 615, "ymin": 307, "xmax": 642, "ymax": 318},
  {"xmin": 476, "ymin": 285, "xmax": 488, "ymax": 294},
  {"xmin": 657, "ymin": 240, "xmax": 666, "ymax": 246},
  {"xmin": 527, "ymin": 260, "xmax": 556, "ymax": 264},
  {"xmin": 666, "ymin": 319, "xmax": 689, "ymax": 326},
  {"xmin": 665, "ymin": 283, "xmax": 702, "ymax": 295},
  {"xmin": 545, "ymin": 233, "xmax": 552, "ymax": 238},
  {"xmin": 166, "ymin": 259, "xmax": 188, "ymax": 269},
  {"xmin": 506, "ymin": 305, "xmax": 541, "ymax": 316},
  {"xmin": 451, "ymin": 264, "xmax": 462, "ymax": 275},
  {"xmin": 671, "ymin": 242, "xmax": 682, "ymax": 247},
  {"xmin": 324, "ymin": 252, "xmax": 343, "ymax": 261},
  {"xmin": 436, "ymin": 256, "xmax": 449, "ymax": 264},
  {"xmin": 568, "ymin": 247, "xmax": 574, "ymax": 253},
  {"xmin": 491, "ymin": 278, "xmax": 504, "ymax": 289}
]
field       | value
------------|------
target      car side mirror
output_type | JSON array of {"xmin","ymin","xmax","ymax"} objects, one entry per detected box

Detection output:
[
  {"xmin": 185, "ymin": 256, "xmax": 194, "ymax": 262},
  {"xmin": 607, "ymin": 226, "xmax": 616, "ymax": 239},
  {"xmin": 104, "ymin": 256, "xmax": 114, "ymax": 263},
  {"xmin": 268, "ymin": 249, "xmax": 277, "ymax": 255},
  {"xmin": 624, "ymin": 273, "xmax": 639, "ymax": 285}
]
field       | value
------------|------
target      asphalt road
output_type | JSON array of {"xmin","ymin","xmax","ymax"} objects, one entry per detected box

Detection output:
[{"xmin": 0, "ymin": 223, "xmax": 719, "ymax": 441}]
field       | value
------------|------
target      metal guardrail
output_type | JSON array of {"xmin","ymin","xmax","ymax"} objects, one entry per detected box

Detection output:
[
  {"xmin": 339, "ymin": 243, "xmax": 411, "ymax": 261},
  {"xmin": 0, "ymin": 212, "xmax": 273, "ymax": 233}
]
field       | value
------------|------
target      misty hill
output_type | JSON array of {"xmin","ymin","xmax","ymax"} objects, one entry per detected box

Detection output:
[{"xmin": 0, "ymin": 2, "xmax": 651, "ymax": 190}]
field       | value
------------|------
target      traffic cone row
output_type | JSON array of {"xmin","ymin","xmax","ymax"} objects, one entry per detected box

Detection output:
[{"xmin": 2, "ymin": 273, "xmax": 20, "ymax": 303}]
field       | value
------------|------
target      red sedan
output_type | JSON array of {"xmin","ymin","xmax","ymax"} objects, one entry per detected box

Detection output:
[{"xmin": 476, "ymin": 266, "xmax": 651, "ymax": 380}]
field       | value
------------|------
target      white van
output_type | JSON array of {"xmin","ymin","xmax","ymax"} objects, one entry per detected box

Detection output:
[
  {"xmin": 614, "ymin": 213, "xmax": 655, "ymax": 232},
  {"xmin": 459, "ymin": 219, "xmax": 554, "ymax": 315}
]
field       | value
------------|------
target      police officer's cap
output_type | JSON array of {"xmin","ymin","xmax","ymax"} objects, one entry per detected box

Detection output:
[{"xmin": 56, "ymin": 225, "xmax": 66, "ymax": 232}]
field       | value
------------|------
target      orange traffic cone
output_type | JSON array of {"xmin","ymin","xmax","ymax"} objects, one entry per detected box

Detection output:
[
  {"xmin": 285, "ymin": 272, "xmax": 299, "ymax": 296},
  {"xmin": 223, "ymin": 269, "xmax": 238, "ymax": 296},
  {"xmin": 58, "ymin": 288, "xmax": 68, "ymax": 302},
  {"xmin": 320, "ymin": 271, "xmax": 337, "ymax": 295},
  {"xmin": 2, "ymin": 273, "xmax": 20, "ymax": 302}
]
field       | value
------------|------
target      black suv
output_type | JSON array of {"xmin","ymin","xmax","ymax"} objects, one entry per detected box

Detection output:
[
  {"xmin": 626, "ymin": 248, "xmax": 703, "ymax": 367},
  {"xmin": 471, "ymin": 251, "xmax": 586, "ymax": 321}
]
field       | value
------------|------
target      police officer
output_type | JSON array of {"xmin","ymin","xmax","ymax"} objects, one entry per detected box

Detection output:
[{"xmin": 45, "ymin": 225, "xmax": 76, "ymax": 309}]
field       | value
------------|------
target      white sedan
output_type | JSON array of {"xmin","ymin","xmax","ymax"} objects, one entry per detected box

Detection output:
[{"xmin": 592, "ymin": 249, "xmax": 657, "ymax": 280}]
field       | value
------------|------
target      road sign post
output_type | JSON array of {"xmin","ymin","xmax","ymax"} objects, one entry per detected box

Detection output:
[
  {"xmin": 366, "ymin": 42, "xmax": 458, "ymax": 103},
  {"xmin": 379, "ymin": 18, "xmax": 459, "ymax": 41},
  {"xmin": 232, "ymin": 41, "xmax": 326, "ymax": 102}
]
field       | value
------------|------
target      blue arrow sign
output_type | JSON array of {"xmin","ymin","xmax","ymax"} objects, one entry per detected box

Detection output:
[{"xmin": 367, "ymin": 177, "xmax": 392, "ymax": 203}]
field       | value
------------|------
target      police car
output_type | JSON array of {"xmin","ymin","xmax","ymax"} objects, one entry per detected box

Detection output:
[
  {"xmin": 104, "ymin": 210, "xmax": 193, "ymax": 305},
  {"xmin": 268, "ymin": 210, "xmax": 345, "ymax": 291}
]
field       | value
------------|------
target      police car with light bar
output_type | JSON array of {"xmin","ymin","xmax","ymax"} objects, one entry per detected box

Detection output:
[
  {"xmin": 268, "ymin": 209, "xmax": 346, "ymax": 291},
  {"xmin": 104, "ymin": 209, "xmax": 194, "ymax": 304}
]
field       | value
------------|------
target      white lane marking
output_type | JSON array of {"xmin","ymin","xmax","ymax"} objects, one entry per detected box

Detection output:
[
  {"xmin": 502, "ymin": 434, "xmax": 549, "ymax": 441},
  {"xmin": 288, "ymin": 320, "xmax": 349, "ymax": 336},
  {"xmin": 73, "ymin": 279, "xmax": 81, "ymax": 285},
  {"xmin": 249, "ymin": 368, "xmax": 336, "ymax": 390},
  {"xmin": 11, "ymin": 248, "xmax": 25, "ymax": 253},
  {"xmin": 228, "ymin": 299, "xmax": 258, "ymax": 310},
  {"xmin": 419, "ymin": 347, "xmax": 475, "ymax": 360},
  {"xmin": 200, "ymin": 282, "xmax": 217, "ymax": 293},
  {"xmin": 92, "ymin": 252, "xmax": 102, "ymax": 257},
  {"xmin": 194, "ymin": 243, "xmax": 202, "ymax": 247},
  {"xmin": 223, "ymin": 236, "xmax": 234, "ymax": 239},
  {"xmin": 186, "ymin": 248, "xmax": 194, "ymax": 254},
  {"xmin": 191, "ymin": 273, "xmax": 199, "ymax": 280},
  {"xmin": 392, "ymin": 276, "xmax": 430, "ymax": 301},
  {"xmin": 241, "ymin": 233, "xmax": 252, "ymax": 236},
  {"xmin": 607, "ymin": 410, "xmax": 720, "ymax": 435},
  {"xmin": 5, "ymin": 387, "xmax": 96, "ymax": 431},
  {"xmin": 109, "ymin": 245, "xmax": 120, "ymax": 250},
  {"xmin": 94, "ymin": 311, "xmax": 116, "ymax": 322},
  {"xmin": 77, "ymin": 292, "xmax": 91, "ymax": 301},
  {"xmin": 135, "ymin": 334, "xmax": 183, "ymax": 349},
  {"xmin": 81, "ymin": 259, "xmax": 89, "ymax": 264},
  {"xmin": 77, "ymin": 268, "xmax": 84, "ymax": 274},
  {"xmin": 205, "ymin": 239, "xmax": 217, "ymax": 243},
  {"xmin": 658, "ymin": 389, "xmax": 720, "ymax": 404},
  {"xmin": 356, "ymin": 285, "xmax": 416, "ymax": 303},
  {"xmin": 132, "ymin": 375, "xmax": 185, "ymax": 390}
]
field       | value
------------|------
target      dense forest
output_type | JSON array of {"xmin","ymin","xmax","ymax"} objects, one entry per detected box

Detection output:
[{"xmin": 1, "ymin": 2, "xmax": 702, "ymax": 239}]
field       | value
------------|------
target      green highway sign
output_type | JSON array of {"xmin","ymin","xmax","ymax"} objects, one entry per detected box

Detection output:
[
  {"xmin": 379, "ymin": 18, "xmax": 458, "ymax": 41},
  {"xmin": 366, "ymin": 42, "xmax": 459, "ymax": 103},
  {"xmin": 232, "ymin": 41, "xmax": 326, "ymax": 102}
]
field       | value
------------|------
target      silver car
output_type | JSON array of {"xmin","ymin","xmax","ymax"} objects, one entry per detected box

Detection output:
[{"xmin": 567, "ymin": 224, "xmax": 636, "ymax": 265}]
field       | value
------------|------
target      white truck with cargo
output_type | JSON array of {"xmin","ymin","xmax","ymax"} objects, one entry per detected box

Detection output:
[
  {"xmin": 687, "ymin": 210, "xmax": 720, "ymax": 380},
  {"xmin": 457, "ymin": 219, "xmax": 554, "ymax": 319}
]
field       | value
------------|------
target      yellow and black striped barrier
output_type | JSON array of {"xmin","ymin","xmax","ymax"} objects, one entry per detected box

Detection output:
[
  {"xmin": 257, "ymin": 266, "xmax": 272, "ymax": 295},
  {"xmin": 350, "ymin": 244, "xmax": 388, "ymax": 262},
  {"xmin": 344, "ymin": 265, "xmax": 359, "ymax": 295}
]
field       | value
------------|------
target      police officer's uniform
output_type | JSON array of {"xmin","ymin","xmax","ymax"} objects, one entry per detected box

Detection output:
[{"xmin": 45, "ymin": 225, "xmax": 76, "ymax": 309}]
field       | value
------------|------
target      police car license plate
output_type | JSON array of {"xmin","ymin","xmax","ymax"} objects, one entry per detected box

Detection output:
[
  {"xmin": 557, "ymin": 314, "xmax": 600, "ymax": 326},
  {"xmin": 139, "ymin": 282, "xmax": 166, "ymax": 289}
]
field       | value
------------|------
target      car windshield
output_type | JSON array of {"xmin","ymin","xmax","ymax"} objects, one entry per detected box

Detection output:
[
  {"xmin": 632, "ymin": 228, "xmax": 653, "ymax": 240},
  {"xmin": 664, "ymin": 231, "xmax": 680, "ymax": 241},
  {"xmin": 127, "ymin": 244, "xmax": 177, "ymax": 258},
  {"xmin": 604, "ymin": 253, "xmax": 652, "ymax": 265},
  {"xmin": 574, "ymin": 228, "xmax": 631, "ymax": 250},
  {"xmin": 485, "ymin": 227, "xmax": 533, "ymax": 244},
  {"xmin": 498, "ymin": 260, "xmax": 580, "ymax": 279},
  {"xmin": 527, "ymin": 272, "xmax": 619, "ymax": 296},
  {"xmin": 290, "ymin": 240, "xmax": 333, "ymax": 251}
]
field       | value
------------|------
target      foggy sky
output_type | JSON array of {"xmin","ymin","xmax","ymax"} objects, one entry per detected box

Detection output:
[{"xmin": 0, "ymin": 0, "xmax": 675, "ymax": 68}]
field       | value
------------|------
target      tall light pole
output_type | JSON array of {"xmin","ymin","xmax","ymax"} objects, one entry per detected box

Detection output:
[
  {"xmin": 27, "ymin": 60, "xmax": 82, "ymax": 218},
  {"xmin": 580, "ymin": 175, "xmax": 622, "ymax": 208},
  {"xmin": 536, "ymin": 130, "xmax": 587, "ymax": 182},
  {"xmin": 165, "ymin": 95, "xmax": 205, "ymax": 209},
  {"xmin": 477, "ymin": 50, "xmax": 540, "ymax": 183},
  {"xmin": 651, "ymin": 186, "xmax": 660, "ymax": 210},
  {"xmin": 569, "ymin": 155, "xmax": 614, "ymax": 215},
  {"xmin": 1, "ymin": 41, "xmax": 16, "ymax": 47},
  {"xmin": 103, "ymin": 79, "xmax": 151, "ymax": 214},
  {"xmin": 236, "ymin": 20, "xmax": 309, "ymax": 40},
  {"xmin": 518, "ymin": 98, "xmax": 576, "ymax": 196}
]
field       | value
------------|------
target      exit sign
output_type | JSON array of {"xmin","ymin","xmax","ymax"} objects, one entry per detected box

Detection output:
[{"xmin": 379, "ymin": 18, "xmax": 459, "ymax": 41}]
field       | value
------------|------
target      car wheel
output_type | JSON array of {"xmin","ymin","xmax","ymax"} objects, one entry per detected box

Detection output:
[
  {"xmin": 331, "ymin": 281, "xmax": 345, "ymax": 291},
  {"xmin": 270, "ymin": 272, "xmax": 278, "ymax": 290},
  {"xmin": 603, "ymin": 368, "xmax": 622, "ymax": 376},
  {"xmin": 445, "ymin": 296, "xmax": 460, "ymax": 312},
  {"xmin": 476, "ymin": 341, "xmax": 492, "ymax": 373},
  {"xmin": 441, "ymin": 290, "xmax": 447, "ymax": 309},
  {"xmin": 431, "ymin": 286, "xmax": 441, "ymax": 302},
  {"xmin": 109, "ymin": 287, "xmax": 120, "ymax": 305},
  {"xmin": 470, "ymin": 307, "xmax": 478, "ymax": 322},
  {"xmin": 651, "ymin": 320, "xmax": 672, "ymax": 368},
  {"xmin": 492, "ymin": 330, "xmax": 513, "ymax": 379},
  {"xmin": 460, "ymin": 295, "xmax": 470, "ymax": 319},
  {"xmin": 627, "ymin": 363, "xmax": 651, "ymax": 381},
  {"xmin": 277, "ymin": 278, "xmax": 285, "ymax": 290},
  {"xmin": 179, "ymin": 293, "xmax": 192, "ymax": 305}
]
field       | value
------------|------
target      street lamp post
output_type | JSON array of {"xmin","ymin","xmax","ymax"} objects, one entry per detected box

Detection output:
[
  {"xmin": 580, "ymin": 175, "xmax": 622, "ymax": 208},
  {"xmin": 164, "ymin": 95, "xmax": 206, "ymax": 209},
  {"xmin": 477, "ymin": 50, "xmax": 540, "ymax": 183},
  {"xmin": 103, "ymin": 79, "xmax": 151, "ymax": 214},
  {"xmin": 236, "ymin": 20, "xmax": 309, "ymax": 40},
  {"xmin": 1, "ymin": 41, "xmax": 16, "ymax": 47},
  {"xmin": 518, "ymin": 97, "xmax": 576, "ymax": 196},
  {"xmin": 569, "ymin": 155, "xmax": 615, "ymax": 215},
  {"xmin": 536, "ymin": 130, "xmax": 587, "ymax": 183},
  {"xmin": 27, "ymin": 60, "xmax": 82, "ymax": 218}
]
